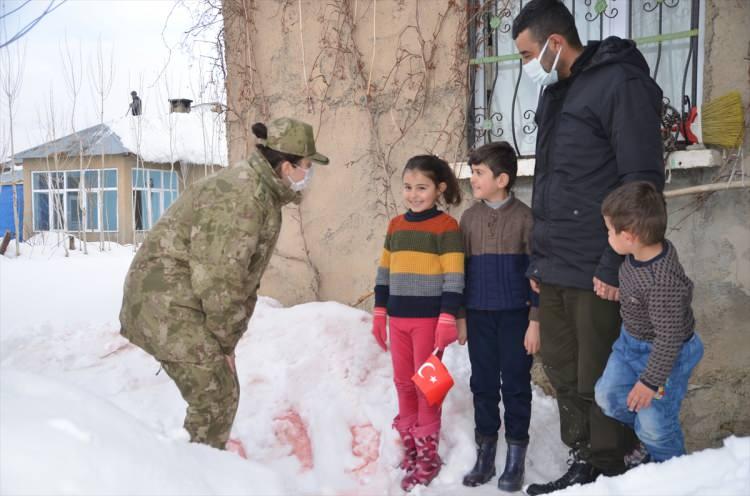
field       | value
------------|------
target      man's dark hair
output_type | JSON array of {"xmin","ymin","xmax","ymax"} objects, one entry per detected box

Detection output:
[
  {"xmin": 512, "ymin": 0, "xmax": 583, "ymax": 49},
  {"xmin": 468, "ymin": 141, "xmax": 518, "ymax": 190},
  {"xmin": 601, "ymin": 181, "xmax": 667, "ymax": 245}
]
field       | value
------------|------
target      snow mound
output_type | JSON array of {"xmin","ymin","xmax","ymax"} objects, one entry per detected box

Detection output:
[
  {"xmin": 1, "ymin": 245, "xmax": 748, "ymax": 495},
  {"xmin": 0, "ymin": 369, "xmax": 283, "ymax": 496}
]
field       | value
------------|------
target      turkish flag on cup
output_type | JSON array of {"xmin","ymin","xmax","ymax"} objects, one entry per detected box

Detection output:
[{"xmin": 412, "ymin": 349, "xmax": 454, "ymax": 407}]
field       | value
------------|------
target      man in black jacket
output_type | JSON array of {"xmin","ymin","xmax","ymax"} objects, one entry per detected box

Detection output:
[{"xmin": 512, "ymin": 1, "xmax": 665, "ymax": 494}]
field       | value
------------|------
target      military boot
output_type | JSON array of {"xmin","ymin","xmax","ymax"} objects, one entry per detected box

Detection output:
[{"xmin": 524, "ymin": 450, "xmax": 600, "ymax": 495}]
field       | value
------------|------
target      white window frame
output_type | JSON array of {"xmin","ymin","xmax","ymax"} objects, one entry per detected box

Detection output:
[
  {"xmin": 31, "ymin": 169, "xmax": 118, "ymax": 232},
  {"xmin": 132, "ymin": 168, "xmax": 180, "ymax": 232}
]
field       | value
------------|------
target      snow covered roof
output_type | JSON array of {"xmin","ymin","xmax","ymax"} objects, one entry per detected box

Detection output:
[
  {"xmin": 0, "ymin": 170, "xmax": 23, "ymax": 184},
  {"xmin": 14, "ymin": 110, "xmax": 228, "ymax": 167}
]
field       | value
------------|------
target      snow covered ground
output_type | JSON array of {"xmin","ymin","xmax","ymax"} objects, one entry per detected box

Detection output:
[{"xmin": 1, "ymin": 236, "xmax": 748, "ymax": 496}]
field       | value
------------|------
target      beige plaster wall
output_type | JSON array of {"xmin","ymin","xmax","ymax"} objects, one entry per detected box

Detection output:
[{"xmin": 223, "ymin": 0, "xmax": 469, "ymax": 306}]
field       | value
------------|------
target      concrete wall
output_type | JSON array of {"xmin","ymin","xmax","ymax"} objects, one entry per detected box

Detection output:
[
  {"xmin": 223, "ymin": 1, "xmax": 750, "ymax": 451},
  {"xmin": 675, "ymin": 0, "xmax": 750, "ymax": 450}
]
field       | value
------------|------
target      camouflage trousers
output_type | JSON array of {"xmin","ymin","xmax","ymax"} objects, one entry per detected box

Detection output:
[{"xmin": 161, "ymin": 357, "xmax": 239, "ymax": 449}]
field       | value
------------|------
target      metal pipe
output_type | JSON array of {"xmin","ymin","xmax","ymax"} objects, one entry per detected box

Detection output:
[{"xmin": 665, "ymin": 182, "xmax": 749, "ymax": 198}]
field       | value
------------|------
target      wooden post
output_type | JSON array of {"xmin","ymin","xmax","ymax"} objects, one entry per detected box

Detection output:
[{"xmin": 0, "ymin": 230, "xmax": 11, "ymax": 255}]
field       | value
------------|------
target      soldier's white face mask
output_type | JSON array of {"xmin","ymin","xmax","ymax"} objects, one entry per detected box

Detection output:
[
  {"xmin": 523, "ymin": 38, "xmax": 562, "ymax": 87},
  {"xmin": 288, "ymin": 166, "xmax": 313, "ymax": 192}
]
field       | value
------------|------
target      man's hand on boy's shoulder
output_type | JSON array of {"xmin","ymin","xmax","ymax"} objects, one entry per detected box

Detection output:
[
  {"xmin": 627, "ymin": 381, "xmax": 656, "ymax": 412},
  {"xmin": 529, "ymin": 278, "xmax": 540, "ymax": 294}
]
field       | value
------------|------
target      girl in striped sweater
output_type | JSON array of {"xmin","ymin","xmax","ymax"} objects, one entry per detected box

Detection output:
[{"xmin": 371, "ymin": 155, "xmax": 464, "ymax": 491}]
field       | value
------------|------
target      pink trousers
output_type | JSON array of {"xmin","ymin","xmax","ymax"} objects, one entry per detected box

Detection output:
[{"xmin": 389, "ymin": 316, "xmax": 441, "ymax": 438}]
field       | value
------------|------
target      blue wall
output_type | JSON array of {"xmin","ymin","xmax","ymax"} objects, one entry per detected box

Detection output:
[{"xmin": 0, "ymin": 184, "xmax": 23, "ymax": 241}]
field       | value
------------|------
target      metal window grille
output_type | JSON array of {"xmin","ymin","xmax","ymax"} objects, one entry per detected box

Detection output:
[{"xmin": 467, "ymin": 0, "xmax": 701, "ymax": 156}]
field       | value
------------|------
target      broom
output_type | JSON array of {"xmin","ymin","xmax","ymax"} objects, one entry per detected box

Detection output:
[{"xmin": 683, "ymin": 91, "xmax": 745, "ymax": 148}]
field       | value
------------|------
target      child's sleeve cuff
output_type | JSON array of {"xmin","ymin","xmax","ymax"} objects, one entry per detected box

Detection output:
[{"xmin": 639, "ymin": 377, "xmax": 660, "ymax": 392}]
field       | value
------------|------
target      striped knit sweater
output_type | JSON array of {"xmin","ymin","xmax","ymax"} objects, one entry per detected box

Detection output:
[
  {"xmin": 374, "ymin": 206, "xmax": 464, "ymax": 318},
  {"xmin": 460, "ymin": 197, "xmax": 538, "ymax": 320}
]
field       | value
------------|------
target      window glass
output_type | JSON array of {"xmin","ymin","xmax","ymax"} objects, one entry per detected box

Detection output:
[
  {"xmin": 33, "ymin": 193, "xmax": 50, "ymax": 230},
  {"xmin": 103, "ymin": 191, "xmax": 117, "ymax": 231},
  {"xmin": 102, "ymin": 169, "xmax": 117, "ymax": 188},
  {"xmin": 87, "ymin": 192, "xmax": 99, "ymax": 230},
  {"xmin": 33, "ymin": 172, "xmax": 49, "ymax": 190}
]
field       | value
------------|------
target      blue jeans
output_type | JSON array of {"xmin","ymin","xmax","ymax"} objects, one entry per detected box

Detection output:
[{"xmin": 595, "ymin": 327, "xmax": 703, "ymax": 462}]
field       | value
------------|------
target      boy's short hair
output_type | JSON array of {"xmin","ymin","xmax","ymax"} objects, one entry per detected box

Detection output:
[
  {"xmin": 468, "ymin": 141, "xmax": 518, "ymax": 190},
  {"xmin": 602, "ymin": 181, "xmax": 667, "ymax": 245}
]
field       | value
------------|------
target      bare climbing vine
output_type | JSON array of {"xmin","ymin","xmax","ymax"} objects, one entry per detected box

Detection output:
[{"xmin": 194, "ymin": 0, "xmax": 499, "ymax": 300}]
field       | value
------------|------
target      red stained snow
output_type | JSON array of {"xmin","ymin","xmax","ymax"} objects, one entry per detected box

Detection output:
[
  {"xmin": 273, "ymin": 409, "xmax": 314, "ymax": 471},
  {"xmin": 349, "ymin": 423, "xmax": 380, "ymax": 477},
  {"xmin": 226, "ymin": 438, "xmax": 247, "ymax": 459}
]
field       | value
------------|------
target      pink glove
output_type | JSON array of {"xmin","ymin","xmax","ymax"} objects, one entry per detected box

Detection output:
[
  {"xmin": 434, "ymin": 313, "xmax": 458, "ymax": 350},
  {"xmin": 372, "ymin": 307, "xmax": 388, "ymax": 351}
]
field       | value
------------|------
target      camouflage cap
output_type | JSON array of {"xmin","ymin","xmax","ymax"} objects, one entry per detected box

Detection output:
[{"xmin": 264, "ymin": 117, "xmax": 329, "ymax": 165}]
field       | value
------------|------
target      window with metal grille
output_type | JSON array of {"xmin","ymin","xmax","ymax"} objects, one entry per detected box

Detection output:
[{"xmin": 468, "ymin": 0, "xmax": 702, "ymax": 156}]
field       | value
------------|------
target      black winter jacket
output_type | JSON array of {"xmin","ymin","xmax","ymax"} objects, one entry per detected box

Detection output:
[{"xmin": 528, "ymin": 36, "xmax": 665, "ymax": 290}]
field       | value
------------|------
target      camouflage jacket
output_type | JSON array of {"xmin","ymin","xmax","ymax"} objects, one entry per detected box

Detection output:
[{"xmin": 119, "ymin": 150, "xmax": 297, "ymax": 362}]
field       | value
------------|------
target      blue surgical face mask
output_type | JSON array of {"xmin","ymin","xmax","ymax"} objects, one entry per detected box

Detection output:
[
  {"xmin": 288, "ymin": 166, "xmax": 313, "ymax": 192},
  {"xmin": 522, "ymin": 38, "xmax": 562, "ymax": 87}
]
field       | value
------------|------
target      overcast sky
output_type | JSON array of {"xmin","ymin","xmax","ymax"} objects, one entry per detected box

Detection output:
[{"xmin": 1, "ymin": 0, "xmax": 222, "ymax": 155}]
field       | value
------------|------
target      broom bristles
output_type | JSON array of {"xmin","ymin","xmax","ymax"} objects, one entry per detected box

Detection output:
[{"xmin": 701, "ymin": 91, "xmax": 745, "ymax": 148}]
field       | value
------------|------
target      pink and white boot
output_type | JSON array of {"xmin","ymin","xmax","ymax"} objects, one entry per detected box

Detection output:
[
  {"xmin": 401, "ymin": 432, "xmax": 442, "ymax": 491},
  {"xmin": 393, "ymin": 416, "xmax": 417, "ymax": 473},
  {"xmin": 397, "ymin": 428, "xmax": 417, "ymax": 473}
]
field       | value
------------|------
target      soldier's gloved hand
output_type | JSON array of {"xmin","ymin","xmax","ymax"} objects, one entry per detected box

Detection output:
[
  {"xmin": 434, "ymin": 313, "xmax": 458, "ymax": 350},
  {"xmin": 371, "ymin": 307, "xmax": 388, "ymax": 351}
]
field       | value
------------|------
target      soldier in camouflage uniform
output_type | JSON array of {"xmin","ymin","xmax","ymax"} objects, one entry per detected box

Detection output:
[{"xmin": 119, "ymin": 117, "xmax": 329, "ymax": 449}]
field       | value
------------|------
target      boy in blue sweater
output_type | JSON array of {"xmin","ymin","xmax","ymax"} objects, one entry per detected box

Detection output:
[{"xmin": 458, "ymin": 141, "xmax": 539, "ymax": 492}]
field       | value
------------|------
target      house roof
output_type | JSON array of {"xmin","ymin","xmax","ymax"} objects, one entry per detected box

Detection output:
[
  {"xmin": 14, "ymin": 124, "xmax": 128, "ymax": 160},
  {"xmin": 0, "ymin": 170, "xmax": 24, "ymax": 185},
  {"xmin": 14, "ymin": 110, "xmax": 228, "ymax": 167}
]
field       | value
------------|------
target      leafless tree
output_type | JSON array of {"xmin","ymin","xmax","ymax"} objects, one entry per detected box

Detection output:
[
  {"xmin": 0, "ymin": 40, "xmax": 26, "ymax": 256},
  {"xmin": 61, "ymin": 35, "xmax": 88, "ymax": 254},
  {"xmin": 90, "ymin": 37, "xmax": 115, "ymax": 251},
  {"xmin": 39, "ymin": 87, "xmax": 69, "ymax": 257}
]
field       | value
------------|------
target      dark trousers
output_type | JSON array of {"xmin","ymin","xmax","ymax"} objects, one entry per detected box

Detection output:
[
  {"xmin": 539, "ymin": 283, "xmax": 637, "ymax": 475},
  {"xmin": 467, "ymin": 308, "xmax": 532, "ymax": 442}
]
